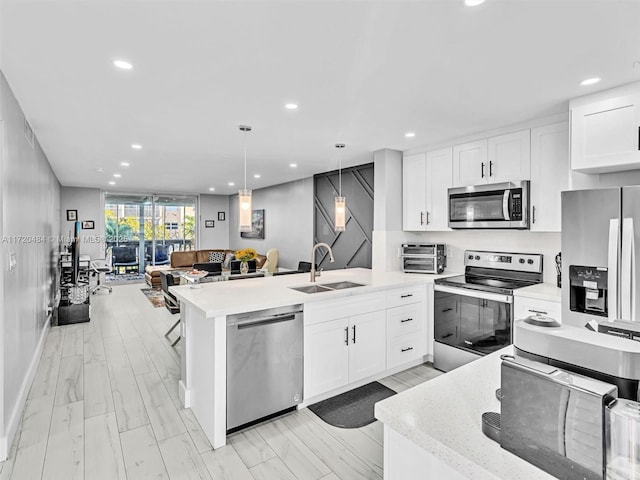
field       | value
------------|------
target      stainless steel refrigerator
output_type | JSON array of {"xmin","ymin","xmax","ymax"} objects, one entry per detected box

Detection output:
[{"xmin": 561, "ymin": 186, "xmax": 640, "ymax": 328}]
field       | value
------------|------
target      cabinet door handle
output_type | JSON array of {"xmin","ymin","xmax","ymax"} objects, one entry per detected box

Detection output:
[
  {"xmin": 401, "ymin": 347, "xmax": 414, "ymax": 352},
  {"xmin": 400, "ymin": 318, "xmax": 413, "ymax": 323},
  {"xmin": 352, "ymin": 325, "xmax": 356, "ymax": 344},
  {"xmin": 344, "ymin": 327, "xmax": 349, "ymax": 345},
  {"xmin": 420, "ymin": 211, "xmax": 425, "ymax": 225},
  {"xmin": 401, "ymin": 294, "xmax": 413, "ymax": 298},
  {"xmin": 528, "ymin": 309, "xmax": 548, "ymax": 315},
  {"xmin": 481, "ymin": 162, "xmax": 485, "ymax": 178},
  {"xmin": 638, "ymin": 126, "xmax": 639, "ymax": 150},
  {"xmin": 489, "ymin": 160, "xmax": 493, "ymax": 177},
  {"xmin": 442, "ymin": 308, "xmax": 453, "ymax": 312},
  {"xmin": 532, "ymin": 205, "xmax": 536, "ymax": 224},
  {"xmin": 426, "ymin": 211, "xmax": 430, "ymax": 225}
]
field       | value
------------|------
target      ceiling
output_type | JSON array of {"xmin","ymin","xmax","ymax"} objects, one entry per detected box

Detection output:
[{"xmin": 2, "ymin": 0, "xmax": 640, "ymax": 196}]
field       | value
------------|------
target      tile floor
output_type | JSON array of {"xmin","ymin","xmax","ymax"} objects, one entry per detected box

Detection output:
[{"xmin": 0, "ymin": 283, "xmax": 442, "ymax": 480}]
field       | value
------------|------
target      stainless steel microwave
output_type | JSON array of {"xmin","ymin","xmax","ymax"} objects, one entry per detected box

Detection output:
[
  {"xmin": 448, "ymin": 180, "xmax": 529, "ymax": 229},
  {"xmin": 401, "ymin": 244, "xmax": 447, "ymax": 274}
]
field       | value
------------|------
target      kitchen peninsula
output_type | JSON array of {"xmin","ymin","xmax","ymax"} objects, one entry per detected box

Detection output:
[
  {"xmin": 375, "ymin": 346, "xmax": 557, "ymax": 480},
  {"xmin": 171, "ymin": 267, "xmax": 454, "ymax": 449}
]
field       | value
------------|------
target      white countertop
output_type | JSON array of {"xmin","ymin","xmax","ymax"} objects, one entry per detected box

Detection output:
[
  {"xmin": 171, "ymin": 268, "xmax": 460, "ymax": 317},
  {"xmin": 513, "ymin": 282, "xmax": 561, "ymax": 303},
  {"xmin": 374, "ymin": 346, "xmax": 556, "ymax": 480}
]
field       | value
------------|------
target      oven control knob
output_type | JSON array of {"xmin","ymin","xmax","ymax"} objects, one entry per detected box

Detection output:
[
  {"xmin": 519, "ymin": 258, "xmax": 525, "ymax": 264},
  {"xmin": 527, "ymin": 259, "xmax": 534, "ymax": 264},
  {"xmin": 468, "ymin": 255, "xmax": 473, "ymax": 260},
  {"xmin": 475, "ymin": 255, "xmax": 480, "ymax": 260}
]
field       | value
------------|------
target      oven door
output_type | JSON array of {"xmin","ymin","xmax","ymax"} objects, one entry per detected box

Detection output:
[
  {"xmin": 433, "ymin": 285, "xmax": 513, "ymax": 371},
  {"xmin": 402, "ymin": 255, "xmax": 438, "ymax": 273}
]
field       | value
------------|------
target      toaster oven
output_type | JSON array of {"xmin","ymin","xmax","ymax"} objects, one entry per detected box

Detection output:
[{"xmin": 401, "ymin": 244, "xmax": 446, "ymax": 274}]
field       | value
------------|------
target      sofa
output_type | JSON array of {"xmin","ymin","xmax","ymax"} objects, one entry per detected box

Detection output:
[{"xmin": 144, "ymin": 249, "xmax": 267, "ymax": 287}]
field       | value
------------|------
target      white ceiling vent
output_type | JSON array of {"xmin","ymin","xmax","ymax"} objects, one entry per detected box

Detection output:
[{"xmin": 24, "ymin": 118, "xmax": 34, "ymax": 148}]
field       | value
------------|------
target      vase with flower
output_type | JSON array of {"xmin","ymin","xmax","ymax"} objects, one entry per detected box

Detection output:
[{"xmin": 235, "ymin": 248, "xmax": 257, "ymax": 274}]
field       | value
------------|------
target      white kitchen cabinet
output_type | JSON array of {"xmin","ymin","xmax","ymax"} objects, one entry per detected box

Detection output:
[
  {"xmin": 425, "ymin": 148, "xmax": 453, "ymax": 230},
  {"xmin": 403, "ymin": 153, "xmax": 427, "ymax": 231},
  {"xmin": 453, "ymin": 140, "xmax": 488, "ymax": 187},
  {"xmin": 304, "ymin": 318, "xmax": 350, "ymax": 398},
  {"xmin": 571, "ymin": 85, "xmax": 640, "ymax": 173},
  {"xmin": 530, "ymin": 122, "xmax": 569, "ymax": 232},
  {"xmin": 305, "ymin": 311, "xmax": 386, "ymax": 398},
  {"xmin": 453, "ymin": 131, "xmax": 530, "ymax": 187},
  {"xmin": 348, "ymin": 311, "xmax": 387, "ymax": 383},
  {"xmin": 487, "ymin": 130, "xmax": 531, "ymax": 183},
  {"xmin": 403, "ymin": 149, "xmax": 452, "ymax": 231},
  {"xmin": 386, "ymin": 302, "xmax": 426, "ymax": 369}
]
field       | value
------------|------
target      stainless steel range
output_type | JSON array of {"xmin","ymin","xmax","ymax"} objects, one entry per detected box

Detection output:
[{"xmin": 433, "ymin": 250, "xmax": 543, "ymax": 371}]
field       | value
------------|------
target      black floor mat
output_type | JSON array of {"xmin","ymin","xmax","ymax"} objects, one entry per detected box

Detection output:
[{"xmin": 308, "ymin": 382, "xmax": 396, "ymax": 429}]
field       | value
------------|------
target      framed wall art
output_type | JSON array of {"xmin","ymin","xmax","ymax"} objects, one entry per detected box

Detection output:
[
  {"xmin": 66, "ymin": 209, "xmax": 77, "ymax": 221},
  {"xmin": 205, "ymin": 220, "xmax": 215, "ymax": 228},
  {"xmin": 240, "ymin": 209, "xmax": 265, "ymax": 239}
]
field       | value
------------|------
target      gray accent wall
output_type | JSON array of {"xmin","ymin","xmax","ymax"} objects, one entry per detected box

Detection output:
[
  {"xmin": 60, "ymin": 186, "xmax": 105, "ymax": 259},
  {"xmin": 314, "ymin": 163, "xmax": 374, "ymax": 270},
  {"xmin": 0, "ymin": 71, "xmax": 61, "ymax": 459},
  {"xmin": 229, "ymin": 178, "xmax": 314, "ymax": 270}
]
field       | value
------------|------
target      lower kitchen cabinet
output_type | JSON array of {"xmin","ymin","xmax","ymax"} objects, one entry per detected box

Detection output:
[{"xmin": 304, "ymin": 310, "xmax": 386, "ymax": 399}]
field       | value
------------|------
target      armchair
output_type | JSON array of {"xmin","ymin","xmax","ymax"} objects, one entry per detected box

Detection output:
[
  {"xmin": 145, "ymin": 245, "xmax": 170, "ymax": 265},
  {"xmin": 112, "ymin": 246, "xmax": 139, "ymax": 274}
]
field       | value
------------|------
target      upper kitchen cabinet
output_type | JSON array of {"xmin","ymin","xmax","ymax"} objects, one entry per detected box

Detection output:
[
  {"xmin": 570, "ymin": 82, "xmax": 640, "ymax": 173},
  {"xmin": 403, "ymin": 153, "xmax": 427, "ymax": 231},
  {"xmin": 402, "ymin": 148, "xmax": 452, "ymax": 231},
  {"xmin": 452, "ymin": 130, "xmax": 530, "ymax": 187},
  {"xmin": 452, "ymin": 140, "xmax": 487, "ymax": 186},
  {"xmin": 486, "ymin": 130, "xmax": 531, "ymax": 183},
  {"xmin": 530, "ymin": 121, "xmax": 569, "ymax": 232}
]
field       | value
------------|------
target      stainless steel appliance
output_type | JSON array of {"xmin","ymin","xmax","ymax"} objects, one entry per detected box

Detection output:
[
  {"xmin": 226, "ymin": 304, "xmax": 303, "ymax": 432},
  {"xmin": 448, "ymin": 180, "xmax": 529, "ymax": 229},
  {"xmin": 433, "ymin": 250, "xmax": 543, "ymax": 371},
  {"xmin": 401, "ymin": 244, "xmax": 446, "ymax": 274},
  {"xmin": 499, "ymin": 353, "xmax": 617, "ymax": 480},
  {"xmin": 562, "ymin": 186, "xmax": 640, "ymax": 328}
]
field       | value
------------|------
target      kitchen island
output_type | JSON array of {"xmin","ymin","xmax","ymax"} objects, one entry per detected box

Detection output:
[
  {"xmin": 374, "ymin": 345, "xmax": 556, "ymax": 480},
  {"xmin": 171, "ymin": 267, "xmax": 455, "ymax": 449}
]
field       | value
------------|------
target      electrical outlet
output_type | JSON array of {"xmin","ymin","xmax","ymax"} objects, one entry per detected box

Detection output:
[{"xmin": 9, "ymin": 253, "xmax": 16, "ymax": 271}]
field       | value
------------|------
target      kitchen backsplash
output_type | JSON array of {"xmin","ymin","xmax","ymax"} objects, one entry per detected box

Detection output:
[{"xmin": 403, "ymin": 230, "xmax": 561, "ymax": 285}]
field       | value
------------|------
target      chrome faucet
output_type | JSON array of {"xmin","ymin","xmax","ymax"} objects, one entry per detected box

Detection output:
[{"xmin": 310, "ymin": 242, "xmax": 334, "ymax": 282}]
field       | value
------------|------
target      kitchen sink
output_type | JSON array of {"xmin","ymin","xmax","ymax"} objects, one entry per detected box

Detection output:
[
  {"xmin": 289, "ymin": 284, "xmax": 334, "ymax": 294},
  {"xmin": 319, "ymin": 281, "xmax": 367, "ymax": 290},
  {"xmin": 289, "ymin": 281, "xmax": 367, "ymax": 294}
]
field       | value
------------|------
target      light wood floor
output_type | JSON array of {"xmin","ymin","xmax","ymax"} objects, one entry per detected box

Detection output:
[{"xmin": 0, "ymin": 283, "xmax": 442, "ymax": 480}]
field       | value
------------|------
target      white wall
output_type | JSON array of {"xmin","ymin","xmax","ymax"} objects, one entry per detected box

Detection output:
[
  {"xmin": 198, "ymin": 194, "xmax": 229, "ymax": 249},
  {"xmin": 1, "ymin": 72, "xmax": 61, "ymax": 460},
  {"xmin": 60, "ymin": 187, "xmax": 104, "ymax": 259},
  {"xmin": 229, "ymin": 178, "xmax": 314, "ymax": 270}
]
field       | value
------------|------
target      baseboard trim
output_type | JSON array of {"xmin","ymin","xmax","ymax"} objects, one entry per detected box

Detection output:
[
  {"xmin": 179, "ymin": 380, "xmax": 190, "ymax": 408},
  {"xmin": 0, "ymin": 321, "xmax": 50, "ymax": 461}
]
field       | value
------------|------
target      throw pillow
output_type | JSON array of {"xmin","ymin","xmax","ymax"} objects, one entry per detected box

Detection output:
[
  {"xmin": 208, "ymin": 251, "xmax": 225, "ymax": 263},
  {"xmin": 223, "ymin": 252, "xmax": 235, "ymax": 269}
]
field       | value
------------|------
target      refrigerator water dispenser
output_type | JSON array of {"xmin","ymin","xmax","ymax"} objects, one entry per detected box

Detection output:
[{"xmin": 569, "ymin": 265, "xmax": 609, "ymax": 318}]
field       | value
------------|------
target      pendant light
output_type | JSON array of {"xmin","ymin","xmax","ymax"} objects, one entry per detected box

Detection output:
[
  {"xmin": 238, "ymin": 125, "xmax": 253, "ymax": 232},
  {"xmin": 334, "ymin": 143, "xmax": 346, "ymax": 232}
]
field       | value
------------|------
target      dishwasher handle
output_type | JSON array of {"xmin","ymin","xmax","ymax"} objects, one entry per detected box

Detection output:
[{"xmin": 234, "ymin": 313, "xmax": 299, "ymax": 330}]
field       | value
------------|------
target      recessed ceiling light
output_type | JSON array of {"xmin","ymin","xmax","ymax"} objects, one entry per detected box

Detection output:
[
  {"xmin": 96, "ymin": 168, "xmax": 104, "ymax": 172},
  {"xmin": 289, "ymin": 163, "xmax": 297, "ymax": 168},
  {"xmin": 253, "ymin": 174, "xmax": 261, "ymax": 179},
  {"xmin": 285, "ymin": 103, "xmax": 299, "ymax": 110},
  {"xmin": 131, "ymin": 144, "xmax": 142, "ymax": 150},
  {"xmin": 113, "ymin": 60, "xmax": 133, "ymax": 70},
  {"xmin": 120, "ymin": 162, "xmax": 130, "ymax": 167},
  {"xmin": 108, "ymin": 181, "xmax": 116, "ymax": 185},
  {"xmin": 228, "ymin": 182, "xmax": 235, "ymax": 187},
  {"xmin": 464, "ymin": 0, "xmax": 485, "ymax": 6},
  {"xmin": 580, "ymin": 77, "xmax": 601, "ymax": 86},
  {"xmin": 405, "ymin": 132, "xmax": 416, "ymax": 138},
  {"xmin": 113, "ymin": 173, "xmax": 121, "ymax": 178},
  {"xmin": 208, "ymin": 187, "xmax": 215, "ymax": 191}
]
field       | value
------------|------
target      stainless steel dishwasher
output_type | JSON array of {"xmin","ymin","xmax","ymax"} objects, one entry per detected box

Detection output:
[{"xmin": 226, "ymin": 304, "xmax": 303, "ymax": 432}]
